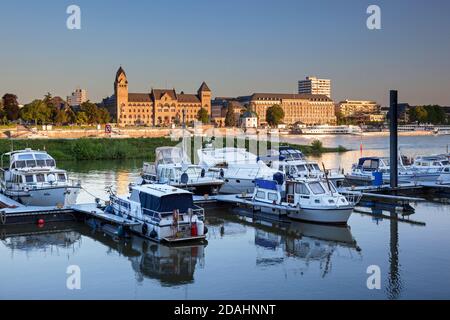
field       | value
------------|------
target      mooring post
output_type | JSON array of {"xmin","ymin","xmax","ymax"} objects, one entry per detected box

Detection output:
[{"xmin": 390, "ymin": 90, "xmax": 398, "ymax": 188}]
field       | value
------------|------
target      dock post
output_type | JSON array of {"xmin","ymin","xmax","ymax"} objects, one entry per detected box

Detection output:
[{"xmin": 390, "ymin": 90, "xmax": 398, "ymax": 188}]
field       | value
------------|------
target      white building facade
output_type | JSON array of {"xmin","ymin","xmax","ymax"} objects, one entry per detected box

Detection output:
[
  {"xmin": 67, "ymin": 88, "xmax": 88, "ymax": 107},
  {"xmin": 298, "ymin": 76, "xmax": 331, "ymax": 98}
]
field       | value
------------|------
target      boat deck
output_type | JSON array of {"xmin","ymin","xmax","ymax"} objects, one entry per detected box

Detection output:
[{"xmin": 71, "ymin": 203, "xmax": 141, "ymax": 227}]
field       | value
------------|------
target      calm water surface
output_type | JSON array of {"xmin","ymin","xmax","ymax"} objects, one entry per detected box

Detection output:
[{"xmin": 1, "ymin": 134, "xmax": 450, "ymax": 299}]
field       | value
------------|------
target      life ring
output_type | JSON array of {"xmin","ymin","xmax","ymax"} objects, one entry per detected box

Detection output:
[{"xmin": 142, "ymin": 223, "xmax": 148, "ymax": 236}]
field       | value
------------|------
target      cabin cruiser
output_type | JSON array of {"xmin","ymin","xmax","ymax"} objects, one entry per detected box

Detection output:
[
  {"xmin": 138, "ymin": 147, "xmax": 223, "ymax": 195},
  {"xmin": 261, "ymin": 147, "xmax": 345, "ymax": 187},
  {"xmin": 345, "ymin": 156, "xmax": 417, "ymax": 185},
  {"xmin": 108, "ymin": 184, "xmax": 206, "ymax": 243},
  {"xmin": 197, "ymin": 147, "xmax": 279, "ymax": 194},
  {"xmin": 410, "ymin": 155, "xmax": 450, "ymax": 181},
  {"xmin": 0, "ymin": 149, "xmax": 81, "ymax": 206},
  {"xmin": 437, "ymin": 166, "xmax": 450, "ymax": 185},
  {"xmin": 251, "ymin": 176, "xmax": 357, "ymax": 224}
]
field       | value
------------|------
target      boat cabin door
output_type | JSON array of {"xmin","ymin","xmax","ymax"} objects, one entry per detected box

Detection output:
[{"xmin": 286, "ymin": 182, "xmax": 295, "ymax": 204}]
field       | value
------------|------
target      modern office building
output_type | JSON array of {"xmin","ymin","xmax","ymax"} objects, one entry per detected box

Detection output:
[
  {"xmin": 298, "ymin": 76, "xmax": 331, "ymax": 98},
  {"xmin": 67, "ymin": 88, "xmax": 88, "ymax": 107}
]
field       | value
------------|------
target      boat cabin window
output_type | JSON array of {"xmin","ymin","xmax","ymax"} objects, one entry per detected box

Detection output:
[
  {"xmin": 268, "ymin": 192, "xmax": 278, "ymax": 201},
  {"xmin": 444, "ymin": 167, "xmax": 450, "ymax": 173},
  {"xmin": 25, "ymin": 175, "xmax": 34, "ymax": 184},
  {"xmin": 323, "ymin": 182, "xmax": 336, "ymax": 193},
  {"xmin": 46, "ymin": 159, "xmax": 56, "ymax": 167},
  {"xmin": 308, "ymin": 164, "xmax": 320, "ymax": 171},
  {"xmin": 295, "ymin": 183, "xmax": 310, "ymax": 195},
  {"xmin": 186, "ymin": 167, "xmax": 202, "ymax": 176},
  {"xmin": 297, "ymin": 165, "xmax": 307, "ymax": 172},
  {"xmin": 58, "ymin": 173, "xmax": 66, "ymax": 182},
  {"xmin": 36, "ymin": 174, "xmax": 45, "ymax": 182},
  {"xmin": 255, "ymin": 191, "xmax": 266, "ymax": 200},
  {"xmin": 362, "ymin": 159, "xmax": 379, "ymax": 170},
  {"xmin": 309, "ymin": 182, "xmax": 326, "ymax": 195},
  {"xmin": 288, "ymin": 166, "xmax": 297, "ymax": 175},
  {"xmin": 26, "ymin": 160, "xmax": 37, "ymax": 168}
]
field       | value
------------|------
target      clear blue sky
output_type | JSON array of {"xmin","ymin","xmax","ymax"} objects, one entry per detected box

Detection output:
[{"xmin": 1, "ymin": 0, "xmax": 449, "ymax": 106}]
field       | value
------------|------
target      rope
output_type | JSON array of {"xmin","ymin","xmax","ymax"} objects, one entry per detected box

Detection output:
[{"xmin": 80, "ymin": 187, "xmax": 108, "ymax": 203}]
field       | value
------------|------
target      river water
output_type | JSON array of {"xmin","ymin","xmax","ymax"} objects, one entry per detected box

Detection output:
[{"xmin": 0, "ymin": 134, "xmax": 450, "ymax": 300}]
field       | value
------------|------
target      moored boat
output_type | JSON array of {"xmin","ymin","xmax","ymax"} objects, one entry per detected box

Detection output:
[
  {"xmin": 0, "ymin": 149, "xmax": 81, "ymax": 207},
  {"xmin": 108, "ymin": 183, "xmax": 207, "ymax": 243}
]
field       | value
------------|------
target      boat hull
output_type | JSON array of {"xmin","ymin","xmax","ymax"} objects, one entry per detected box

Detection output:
[
  {"xmin": 288, "ymin": 206, "xmax": 353, "ymax": 225},
  {"xmin": 5, "ymin": 186, "xmax": 81, "ymax": 207}
]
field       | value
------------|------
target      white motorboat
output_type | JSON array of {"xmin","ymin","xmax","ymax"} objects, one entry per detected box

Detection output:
[
  {"xmin": 345, "ymin": 156, "xmax": 417, "ymax": 185},
  {"xmin": 410, "ymin": 155, "xmax": 450, "ymax": 181},
  {"xmin": 139, "ymin": 147, "xmax": 223, "ymax": 195},
  {"xmin": 437, "ymin": 166, "xmax": 450, "ymax": 185},
  {"xmin": 108, "ymin": 184, "xmax": 207, "ymax": 243},
  {"xmin": 251, "ymin": 177, "xmax": 357, "ymax": 225},
  {"xmin": 261, "ymin": 146, "xmax": 345, "ymax": 187},
  {"xmin": 0, "ymin": 149, "xmax": 81, "ymax": 206},
  {"xmin": 197, "ymin": 147, "xmax": 279, "ymax": 194}
]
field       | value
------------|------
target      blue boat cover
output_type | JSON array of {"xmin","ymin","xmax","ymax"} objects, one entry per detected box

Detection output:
[
  {"xmin": 139, "ymin": 192, "xmax": 194, "ymax": 214},
  {"xmin": 255, "ymin": 179, "xmax": 278, "ymax": 191}
]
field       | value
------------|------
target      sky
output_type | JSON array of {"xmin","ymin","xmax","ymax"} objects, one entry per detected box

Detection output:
[{"xmin": 0, "ymin": 0, "xmax": 450, "ymax": 106}]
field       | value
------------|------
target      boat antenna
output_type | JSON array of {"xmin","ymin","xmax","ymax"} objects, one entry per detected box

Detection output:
[{"xmin": 322, "ymin": 162, "xmax": 333, "ymax": 196}]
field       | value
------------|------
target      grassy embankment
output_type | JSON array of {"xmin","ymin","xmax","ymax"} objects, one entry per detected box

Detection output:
[{"xmin": 0, "ymin": 138, "xmax": 347, "ymax": 162}]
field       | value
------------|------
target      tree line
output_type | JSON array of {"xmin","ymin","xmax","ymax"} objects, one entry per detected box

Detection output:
[
  {"xmin": 408, "ymin": 105, "xmax": 449, "ymax": 125},
  {"xmin": 1, "ymin": 93, "xmax": 111, "ymax": 125}
]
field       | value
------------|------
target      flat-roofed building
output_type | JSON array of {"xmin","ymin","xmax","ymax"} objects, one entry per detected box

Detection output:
[
  {"xmin": 240, "ymin": 93, "xmax": 336, "ymax": 125},
  {"xmin": 337, "ymin": 100, "xmax": 380, "ymax": 117},
  {"xmin": 298, "ymin": 76, "xmax": 331, "ymax": 98}
]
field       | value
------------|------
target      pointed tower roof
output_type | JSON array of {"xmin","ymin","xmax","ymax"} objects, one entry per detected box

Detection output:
[
  {"xmin": 198, "ymin": 82, "xmax": 211, "ymax": 92},
  {"xmin": 115, "ymin": 66, "xmax": 126, "ymax": 81}
]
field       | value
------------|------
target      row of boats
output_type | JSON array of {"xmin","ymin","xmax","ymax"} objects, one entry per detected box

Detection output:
[{"xmin": 1, "ymin": 145, "xmax": 449, "ymax": 244}]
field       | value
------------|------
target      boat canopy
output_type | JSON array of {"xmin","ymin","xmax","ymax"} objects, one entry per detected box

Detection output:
[
  {"xmin": 139, "ymin": 192, "xmax": 194, "ymax": 214},
  {"xmin": 255, "ymin": 179, "xmax": 278, "ymax": 191},
  {"xmin": 357, "ymin": 157, "xmax": 380, "ymax": 170}
]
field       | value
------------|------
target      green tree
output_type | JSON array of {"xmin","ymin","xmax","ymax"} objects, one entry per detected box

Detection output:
[
  {"xmin": 266, "ymin": 104, "xmax": 285, "ymax": 127},
  {"xmin": 97, "ymin": 107, "xmax": 111, "ymax": 124},
  {"xmin": 409, "ymin": 106, "xmax": 428, "ymax": 124},
  {"xmin": 2, "ymin": 93, "xmax": 20, "ymax": 121},
  {"xmin": 224, "ymin": 103, "xmax": 236, "ymax": 127},
  {"xmin": 54, "ymin": 109, "xmax": 68, "ymax": 125},
  {"xmin": 65, "ymin": 107, "xmax": 77, "ymax": 124},
  {"xmin": 197, "ymin": 107, "xmax": 209, "ymax": 124},
  {"xmin": 80, "ymin": 101, "xmax": 100, "ymax": 124},
  {"xmin": 19, "ymin": 100, "xmax": 52, "ymax": 125},
  {"xmin": 76, "ymin": 112, "xmax": 88, "ymax": 125},
  {"xmin": 310, "ymin": 139, "xmax": 324, "ymax": 153}
]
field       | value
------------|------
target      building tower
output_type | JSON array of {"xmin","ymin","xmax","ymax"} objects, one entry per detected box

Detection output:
[
  {"xmin": 198, "ymin": 82, "xmax": 212, "ymax": 115},
  {"xmin": 115, "ymin": 66, "xmax": 128, "ymax": 125}
]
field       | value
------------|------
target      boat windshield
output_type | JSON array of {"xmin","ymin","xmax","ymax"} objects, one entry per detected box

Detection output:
[
  {"xmin": 185, "ymin": 167, "xmax": 202, "ymax": 177},
  {"xmin": 309, "ymin": 182, "xmax": 326, "ymax": 195}
]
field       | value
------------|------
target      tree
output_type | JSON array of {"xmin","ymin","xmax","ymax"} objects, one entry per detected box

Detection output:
[
  {"xmin": 65, "ymin": 107, "xmax": 77, "ymax": 124},
  {"xmin": 76, "ymin": 112, "xmax": 88, "ymax": 125},
  {"xmin": 19, "ymin": 100, "xmax": 52, "ymax": 125},
  {"xmin": 409, "ymin": 106, "xmax": 428, "ymax": 124},
  {"xmin": 2, "ymin": 93, "xmax": 20, "ymax": 121},
  {"xmin": 266, "ymin": 104, "xmax": 285, "ymax": 127},
  {"xmin": 225, "ymin": 103, "xmax": 236, "ymax": 127},
  {"xmin": 80, "ymin": 101, "xmax": 100, "ymax": 124},
  {"xmin": 54, "ymin": 109, "xmax": 68, "ymax": 125},
  {"xmin": 97, "ymin": 107, "xmax": 111, "ymax": 124},
  {"xmin": 197, "ymin": 107, "xmax": 209, "ymax": 124}
]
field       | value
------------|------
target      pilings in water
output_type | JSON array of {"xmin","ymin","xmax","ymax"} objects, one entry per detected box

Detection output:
[{"xmin": 390, "ymin": 90, "xmax": 399, "ymax": 188}]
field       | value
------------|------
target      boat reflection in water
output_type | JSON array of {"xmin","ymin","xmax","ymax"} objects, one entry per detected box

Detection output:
[
  {"xmin": 213, "ymin": 209, "xmax": 361, "ymax": 277},
  {"xmin": 129, "ymin": 237, "xmax": 205, "ymax": 286},
  {"xmin": 0, "ymin": 222, "xmax": 206, "ymax": 288}
]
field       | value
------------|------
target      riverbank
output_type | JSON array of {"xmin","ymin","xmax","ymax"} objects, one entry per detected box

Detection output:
[{"xmin": 0, "ymin": 137, "xmax": 348, "ymax": 161}]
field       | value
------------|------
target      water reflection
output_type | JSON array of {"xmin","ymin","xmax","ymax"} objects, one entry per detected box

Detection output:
[{"xmin": 208, "ymin": 209, "xmax": 362, "ymax": 278}]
